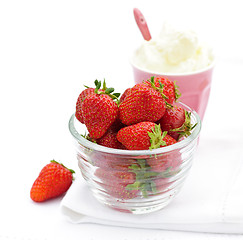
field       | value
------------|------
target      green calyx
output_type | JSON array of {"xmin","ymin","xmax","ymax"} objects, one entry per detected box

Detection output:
[
  {"xmin": 83, "ymin": 79, "xmax": 120, "ymax": 103},
  {"xmin": 174, "ymin": 81, "xmax": 181, "ymax": 101},
  {"xmin": 147, "ymin": 76, "xmax": 167, "ymax": 99},
  {"xmin": 50, "ymin": 160, "xmax": 75, "ymax": 174},
  {"xmin": 125, "ymin": 158, "xmax": 177, "ymax": 197},
  {"xmin": 125, "ymin": 159, "xmax": 157, "ymax": 198},
  {"xmin": 170, "ymin": 110, "xmax": 197, "ymax": 139},
  {"xmin": 146, "ymin": 76, "xmax": 174, "ymax": 108},
  {"xmin": 94, "ymin": 79, "xmax": 120, "ymax": 103},
  {"xmin": 148, "ymin": 124, "xmax": 167, "ymax": 150},
  {"xmin": 81, "ymin": 132, "xmax": 96, "ymax": 143}
]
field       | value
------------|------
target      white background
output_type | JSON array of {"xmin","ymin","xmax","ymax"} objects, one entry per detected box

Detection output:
[{"xmin": 0, "ymin": 0, "xmax": 243, "ymax": 239}]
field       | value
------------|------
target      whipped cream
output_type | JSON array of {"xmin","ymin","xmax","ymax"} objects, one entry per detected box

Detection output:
[{"xmin": 132, "ymin": 23, "xmax": 214, "ymax": 74}]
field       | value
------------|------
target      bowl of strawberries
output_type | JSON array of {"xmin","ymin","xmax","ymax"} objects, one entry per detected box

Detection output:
[{"xmin": 69, "ymin": 76, "xmax": 201, "ymax": 214}]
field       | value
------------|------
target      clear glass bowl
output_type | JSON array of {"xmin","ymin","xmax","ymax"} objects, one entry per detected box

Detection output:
[{"xmin": 68, "ymin": 103, "xmax": 201, "ymax": 214}]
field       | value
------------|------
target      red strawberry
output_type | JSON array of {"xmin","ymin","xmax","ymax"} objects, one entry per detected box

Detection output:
[
  {"xmin": 75, "ymin": 80, "xmax": 107, "ymax": 123},
  {"xmin": 117, "ymin": 122, "xmax": 155, "ymax": 150},
  {"xmin": 95, "ymin": 167, "xmax": 139, "ymax": 200},
  {"xmin": 109, "ymin": 118, "xmax": 126, "ymax": 132},
  {"xmin": 117, "ymin": 122, "xmax": 175, "ymax": 150},
  {"xmin": 119, "ymin": 88, "xmax": 131, "ymax": 103},
  {"xmin": 90, "ymin": 148, "xmax": 136, "ymax": 169},
  {"xmin": 147, "ymin": 155, "xmax": 169, "ymax": 173},
  {"xmin": 119, "ymin": 84, "xmax": 166, "ymax": 125},
  {"xmin": 144, "ymin": 176, "xmax": 172, "ymax": 196},
  {"xmin": 146, "ymin": 153, "xmax": 180, "ymax": 173},
  {"xmin": 106, "ymin": 159, "xmax": 137, "ymax": 171},
  {"xmin": 144, "ymin": 76, "xmax": 181, "ymax": 105},
  {"xmin": 159, "ymin": 105, "xmax": 195, "ymax": 140},
  {"xmin": 94, "ymin": 156, "xmax": 176, "ymax": 199},
  {"xmin": 30, "ymin": 160, "xmax": 75, "ymax": 202},
  {"xmin": 163, "ymin": 134, "xmax": 178, "ymax": 146},
  {"xmin": 146, "ymin": 139, "xmax": 181, "ymax": 173},
  {"xmin": 96, "ymin": 128, "xmax": 125, "ymax": 149},
  {"xmin": 82, "ymin": 93, "xmax": 119, "ymax": 139},
  {"xmin": 75, "ymin": 88, "xmax": 95, "ymax": 123},
  {"xmin": 146, "ymin": 133, "xmax": 178, "ymax": 172},
  {"xmin": 81, "ymin": 80, "xmax": 120, "ymax": 139},
  {"xmin": 152, "ymin": 178, "xmax": 171, "ymax": 193}
]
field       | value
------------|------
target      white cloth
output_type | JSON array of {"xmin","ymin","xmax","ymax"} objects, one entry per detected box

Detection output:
[{"xmin": 60, "ymin": 131, "xmax": 243, "ymax": 234}]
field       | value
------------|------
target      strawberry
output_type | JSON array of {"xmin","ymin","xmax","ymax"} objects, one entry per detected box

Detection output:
[
  {"xmin": 90, "ymin": 147, "xmax": 136, "ymax": 169},
  {"xmin": 119, "ymin": 87, "xmax": 131, "ymax": 103},
  {"xmin": 117, "ymin": 122, "xmax": 155, "ymax": 150},
  {"xmin": 162, "ymin": 134, "xmax": 178, "ymax": 146},
  {"xmin": 75, "ymin": 80, "xmax": 107, "ymax": 124},
  {"xmin": 106, "ymin": 159, "xmax": 138, "ymax": 171},
  {"xmin": 30, "ymin": 160, "xmax": 75, "ymax": 202},
  {"xmin": 109, "ymin": 118, "xmax": 126, "ymax": 132},
  {"xmin": 81, "ymin": 80, "xmax": 120, "ymax": 139},
  {"xmin": 119, "ymin": 83, "xmax": 166, "ymax": 125},
  {"xmin": 94, "ymin": 157, "xmax": 177, "ymax": 199},
  {"xmin": 81, "ymin": 118, "xmax": 125, "ymax": 144},
  {"xmin": 124, "ymin": 159, "xmax": 173, "ymax": 197},
  {"xmin": 142, "ymin": 175, "xmax": 172, "ymax": 196},
  {"xmin": 159, "ymin": 105, "xmax": 196, "ymax": 140},
  {"xmin": 152, "ymin": 178, "xmax": 171, "ymax": 193},
  {"xmin": 146, "ymin": 137, "xmax": 181, "ymax": 174},
  {"xmin": 117, "ymin": 122, "xmax": 175, "ymax": 150},
  {"xmin": 95, "ymin": 167, "xmax": 139, "ymax": 200},
  {"xmin": 82, "ymin": 94, "xmax": 119, "ymax": 139},
  {"xmin": 75, "ymin": 87, "xmax": 95, "ymax": 123},
  {"xmin": 144, "ymin": 76, "xmax": 181, "ymax": 105},
  {"xmin": 146, "ymin": 151, "xmax": 180, "ymax": 172},
  {"xmin": 96, "ymin": 128, "xmax": 125, "ymax": 149}
]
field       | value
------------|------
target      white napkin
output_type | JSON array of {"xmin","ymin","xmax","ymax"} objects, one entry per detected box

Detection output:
[{"xmin": 60, "ymin": 132, "xmax": 243, "ymax": 234}]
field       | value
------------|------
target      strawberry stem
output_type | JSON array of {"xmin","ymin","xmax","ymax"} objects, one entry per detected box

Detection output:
[
  {"xmin": 93, "ymin": 79, "xmax": 120, "ymax": 104},
  {"xmin": 148, "ymin": 124, "xmax": 167, "ymax": 150},
  {"xmin": 174, "ymin": 81, "xmax": 181, "ymax": 101},
  {"xmin": 170, "ymin": 110, "xmax": 197, "ymax": 139},
  {"xmin": 146, "ymin": 77, "xmax": 173, "ymax": 108},
  {"xmin": 126, "ymin": 157, "xmax": 179, "ymax": 198}
]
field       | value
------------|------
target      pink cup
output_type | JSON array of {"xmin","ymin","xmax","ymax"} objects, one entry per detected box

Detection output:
[{"xmin": 131, "ymin": 62, "xmax": 215, "ymax": 120}]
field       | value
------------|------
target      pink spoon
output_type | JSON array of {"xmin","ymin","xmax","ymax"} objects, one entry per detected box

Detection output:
[{"xmin": 133, "ymin": 8, "xmax": 152, "ymax": 41}]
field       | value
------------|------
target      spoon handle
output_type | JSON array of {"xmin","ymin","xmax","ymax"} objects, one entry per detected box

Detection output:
[{"xmin": 133, "ymin": 8, "xmax": 152, "ymax": 41}]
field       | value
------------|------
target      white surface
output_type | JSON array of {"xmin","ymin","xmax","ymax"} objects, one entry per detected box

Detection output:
[
  {"xmin": 61, "ymin": 135, "xmax": 243, "ymax": 233},
  {"xmin": 1, "ymin": 0, "xmax": 243, "ymax": 239}
]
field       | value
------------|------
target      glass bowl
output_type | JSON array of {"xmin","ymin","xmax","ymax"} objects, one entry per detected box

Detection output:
[{"xmin": 68, "ymin": 103, "xmax": 201, "ymax": 214}]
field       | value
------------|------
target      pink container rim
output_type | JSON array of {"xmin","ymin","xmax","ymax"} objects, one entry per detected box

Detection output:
[{"xmin": 130, "ymin": 56, "xmax": 216, "ymax": 77}]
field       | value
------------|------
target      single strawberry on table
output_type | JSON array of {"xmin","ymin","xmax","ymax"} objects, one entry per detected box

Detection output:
[{"xmin": 30, "ymin": 160, "xmax": 75, "ymax": 202}]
